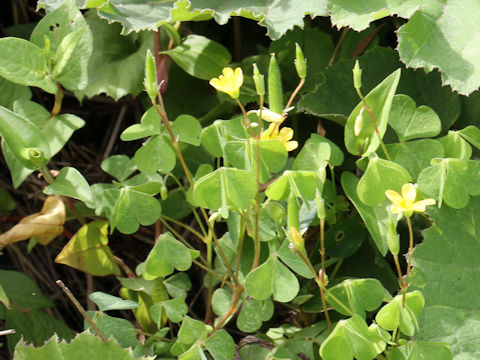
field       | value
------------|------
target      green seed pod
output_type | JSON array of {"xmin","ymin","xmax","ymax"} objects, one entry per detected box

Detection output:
[
  {"xmin": 144, "ymin": 49, "xmax": 158, "ymax": 101},
  {"xmin": 287, "ymin": 191, "xmax": 300, "ymax": 231},
  {"xmin": 252, "ymin": 63, "xmax": 265, "ymax": 96},
  {"xmin": 160, "ymin": 184, "xmax": 168, "ymax": 200},
  {"xmin": 294, "ymin": 43, "xmax": 307, "ymax": 79},
  {"xmin": 268, "ymin": 53, "xmax": 283, "ymax": 114},
  {"xmin": 353, "ymin": 60, "xmax": 362, "ymax": 90}
]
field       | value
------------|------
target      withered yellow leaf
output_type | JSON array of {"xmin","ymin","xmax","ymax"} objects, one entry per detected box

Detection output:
[{"xmin": 0, "ymin": 196, "xmax": 65, "ymax": 250}]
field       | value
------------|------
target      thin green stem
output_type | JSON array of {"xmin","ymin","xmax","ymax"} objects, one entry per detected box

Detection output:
[
  {"xmin": 403, "ymin": 216, "xmax": 414, "ymax": 307},
  {"xmin": 40, "ymin": 166, "xmax": 55, "ymax": 184},
  {"xmin": 192, "ymin": 260, "xmax": 234, "ymax": 289},
  {"xmin": 355, "ymin": 88, "xmax": 391, "ymax": 161},
  {"xmin": 252, "ymin": 96, "xmax": 264, "ymax": 270},
  {"xmin": 285, "ymin": 77, "xmax": 305, "ymax": 110},
  {"xmin": 50, "ymin": 83, "xmax": 63, "ymax": 117},
  {"xmin": 160, "ymin": 214, "xmax": 205, "ymax": 242},
  {"xmin": 204, "ymin": 236, "xmax": 213, "ymax": 323}
]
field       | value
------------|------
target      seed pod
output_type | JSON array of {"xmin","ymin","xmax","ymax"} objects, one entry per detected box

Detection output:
[
  {"xmin": 353, "ymin": 60, "xmax": 362, "ymax": 90},
  {"xmin": 354, "ymin": 106, "xmax": 366, "ymax": 136},
  {"xmin": 252, "ymin": 63, "xmax": 265, "ymax": 96},
  {"xmin": 290, "ymin": 227, "xmax": 304, "ymax": 252},
  {"xmin": 268, "ymin": 53, "xmax": 283, "ymax": 115},
  {"xmin": 144, "ymin": 49, "xmax": 158, "ymax": 101},
  {"xmin": 294, "ymin": 43, "xmax": 307, "ymax": 79}
]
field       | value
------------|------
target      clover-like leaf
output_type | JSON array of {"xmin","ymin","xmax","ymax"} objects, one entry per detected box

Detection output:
[
  {"xmin": 266, "ymin": 170, "xmax": 323, "ymax": 202},
  {"xmin": 294, "ymin": 133, "xmax": 344, "ymax": 169},
  {"xmin": 237, "ymin": 298, "xmax": 274, "ymax": 333},
  {"xmin": 320, "ymin": 314, "xmax": 385, "ymax": 360},
  {"xmin": 325, "ymin": 278, "xmax": 386, "ymax": 319},
  {"xmin": 245, "ymin": 256, "xmax": 299, "ymax": 303},
  {"xmin": 193, "ymin": 167, "xmax": 256, "ymax": 216},
  {"xmin": 389, "ymin": 341, "xmax": 452, "ymax": 360},
  {"xmin": 417, "ymin": 158, "xmax": 480, "ymax": 209},
  {"xmin": 388, "ymin": 95, "xmax": 441, "ymax": 142},
  {"xmin": 356, "ymin": 154, "xmax": 412, "ymax": 206},
  {"xmin": 134, "ymin": 135, "xmax": 176, "ymax": 174},
  {"xmin": 438, "ymin": 131, "xmax": 472, "ymax": 159},
  {"xmin": 101, "ymin": 155, "xmax": 137, "ymax": 182},
  {"xmin": 144, "ymin": 232, "xmax": 197, "ymax": 278},
  {"xmin": 376, "ymin": 291, "xmax": 424, "ymax": 337},
  {"xmin": 171, "ymin": 114, "xmax": 202, "ymax": 146}
]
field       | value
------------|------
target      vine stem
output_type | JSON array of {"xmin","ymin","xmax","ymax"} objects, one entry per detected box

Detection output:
[
  {"xmin": 318, "ymin": 218, "xmax": 332, "ymax": 330},
  {"xmin": 355, "ymin": 88, "xmax": 391, "ymax": 161},
  {"xmin": 56, "ymin": 280, "xmax": 107, "ymax": 341},
  {"xmin": 211, "ymin": 285, "xmax": 244, "ymax": 334},
  {"xmin": 328, "ymin": 27, "xmax": 349, "ymax": 67},
  {"xmin": 403, "ymin": 216, "xmax": 414, "ymax": 307},
  {"xmin": 152, "ymin": 96, "xmax": 236, "ymax": 284},
  {"xmin": 252, "ymin": 96, "xmax": 264, "ymax": 270},
  {"xmin": 50, "ymin": 83, "xmax": 63, "ymax": 117}
]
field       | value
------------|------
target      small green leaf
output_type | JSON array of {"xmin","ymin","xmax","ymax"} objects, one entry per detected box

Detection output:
[
  {"xmin": 89, "ymin": 292, "xmax": 139, "ymax": 311},
  {"xmin": 150, "ymin": 297, "xmax": 188, "ymax": 323},
  {"xmin": 101, "ymin": 155, "xmax": 137, "ymax": 182},
  {"xmin": 417, "ymin": 158, "xmax": 480, "ymax": 209},
  {"xmin": 87, "ymin": 311, "xmax": 140, "ymax": 349},
  {"xmin": 389, "ymin": 341, "xmax": 452, "ymax": 360},
  {"xmin": 0, "ymin": 76, "xmax": 31, "ymax": 110},
  {"xmin": 164, "ymin": 273, "xmax": 192, "ymax": 298},
  {"xmin": 163, "ymin": 35, "xmax": 231, "ymax": 80},
  {"xmin": 320, "ymin": 314, "xmax": 384, "ymax": 360},
  {"xmin": 438, "ymin": 131, "xmax": 472, "ymax": 159},
  {"xmin": 144, "ymin": 233, "xmax": 195, "ymax": 278},
  {"xmin": 178, "ymin": 316, "xmax": 210, "ymax": 345},
  {"xmin": 325, "ymin": 278, "xmax": 385, "ymax": 318},
  {"xmin": 237, "ymin": 298, "xmax": 273, "ymax": 333},
  {"xmin": 376, "ymin": 291, "xmax": 424, "ymax": 337},
  {"xmin": 459, "ymin": 125, "xmax": 480, "ymax": 150},
  {"xmin": 211, "ymin": 288, "xmax": 232, "ymax": 317},
  {"xmin": 193, "ymin": 167, "xmax": 257, "ymax": 213},
  {"xmin": 55, "ymin": 221, "xmax": 121, "ymax": 276},
  {"xmin": 200, "ymin": 117, "xmax": 245, "ymax": 158},
  {"xmin": 121, "ymin": 107, "xmax": 162, "ymax": 141},
  {"xmin": 44, "ymin": 167, "xmax": 95, "ymax": 208},
  {"xmin": 204, "ymin": 329, "xmax": 236, "ymax": 360},
  {"xmin": 357, "ymin": 154, "xmax": 412, "ymax": 206},
  {"xmin": 171, "ymin": 114, "xmax": 202, "ymax": 146},
  {"xmin": 266, "ymin": 170, "xmax": 323, "ymax": 202},
  {"xmin": 0, "ymin": 270, "xmax": 52, "ymax": 310},
  {"xmin": 388, "ymin": 94, "xmax": 441, "ymax": 141},
  {"xmin": 294, "ymin": 134, "xmax": 344, "ymax": 169},
  {"xmin": 345, "ymin": 69, "xmax": 401, "ymax": 156},
  {"xmin": 0, "ymin": 38, "xmax": 57, "ymax": 93},
  {"xmin": 134, "ymin": 135, "xmax": 176, "ymax": 174},
  {"xmin": 245, "ymin": 257, "xmax": 299, "ymax": 303}
]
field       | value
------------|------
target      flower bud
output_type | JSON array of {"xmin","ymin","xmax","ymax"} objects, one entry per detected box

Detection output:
[
  {"xmin": 20, "ymin": 147, "xmax": 48, "ymax": 168},
  {"xmin": 252, "ymin": 63, "xmax": 265, "ymax": 96},
  {"xmin": 290, "ymin": 227, "xmax": 304, "ymax": 252},
  {"xmin": 354, "ymin": 106, "xmax": 365, "ymax": 136},
  {"xmin": 144, "ymin": 49, "xmax": 158, "ymax": 101},
  {"xmin": 317, "ymin": 166, "xmax": 327, "ymax": 184},
  {"xmin": 353, "ymin": 60, "xmax": 362, "ymax": 90},
  {"xmin": 160, "ymin": 184, "xmax": 168, "ymax": 200},
  {"xmin": 294, "ymin": 43, "xmax": 307, "ymax": 79}
]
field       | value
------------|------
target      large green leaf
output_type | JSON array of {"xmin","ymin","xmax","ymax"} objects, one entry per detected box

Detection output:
[
  {"xmin": 96, "ymin": 0, "xmax": 327, "ymax": 40},
  {"xmin": 163, "ymin": 35, "xmax": 231, "ymax": 80},
  {"xmin": 30, "ymin": 0, "xmax": 93, "ymax": 91},
  {"xmin": 411, "ymin": 198, "xmax": 480, "ymax": 359},
  {"xmin": 0, "ymin": 38, "xmax": 57, "ymax": 93},
  {"xmin": 13, "ymin": 331, "xmax": 154, "ymax": 359},
  {"xmin": 0, "ymin": 270, "xmax": 53, "ymax": 310},
  {"xmin": 0, "ymin": 106, "xmax": 51, "ymax": 170},
  {"xmin": 299, "ymin": 47, "xmax": 460, "ymax": 131},
  {"xmin": 75, "ymin": 11, "xmax": 152, "ymax": 100},
  {"xmin": 0, "ymin": 77, "xmax": 31, "ymax": 110},
  {"xmin": 55, "ymin": 221, "xmax": 121, "ymax": 276},
  {"xmin": 397, "ymin": 0, "xmax": 480, "ymax": 95}
]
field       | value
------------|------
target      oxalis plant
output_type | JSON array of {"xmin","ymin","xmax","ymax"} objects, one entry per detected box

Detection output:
[{"xmin": 1, "ymin": 1, "xmax": 480, "ymax": 359}]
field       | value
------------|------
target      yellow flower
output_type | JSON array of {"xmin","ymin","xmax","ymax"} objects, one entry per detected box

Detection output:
[
  {"xmin": 209, "ymin": 67, "xmax": 243, "ymax": 99},
  {"xmin": 262, "ymin": 123, "xmax": 298, "ymax": 152},
  {"xmin": 385, "ymin": 183, "xmax": 436, "ymax": 218}
]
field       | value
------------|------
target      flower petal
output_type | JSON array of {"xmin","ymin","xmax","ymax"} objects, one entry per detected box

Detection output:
[
  {"xmin": 401, "ymin": 183, "xmax": 416, "ymax": 203},
  {"xmin": 285, "ymin": 141, "xmax": 298, "ymax": 152},
  {"xmin": 278, "ymin": 127, "xmax": 294, "ymax": 142},
  {"xmin": 385, "ymin": 190, "xmax": 402, "ymax": 205},
  {"xmin": 411, "ymin": 199, "xmax": 436, "ymax": 212}
]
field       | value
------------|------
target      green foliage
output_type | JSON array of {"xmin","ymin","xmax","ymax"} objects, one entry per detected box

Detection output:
[{"xmin": 4, "ymin": 1, "xmax": 480, "ymax": 359}]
